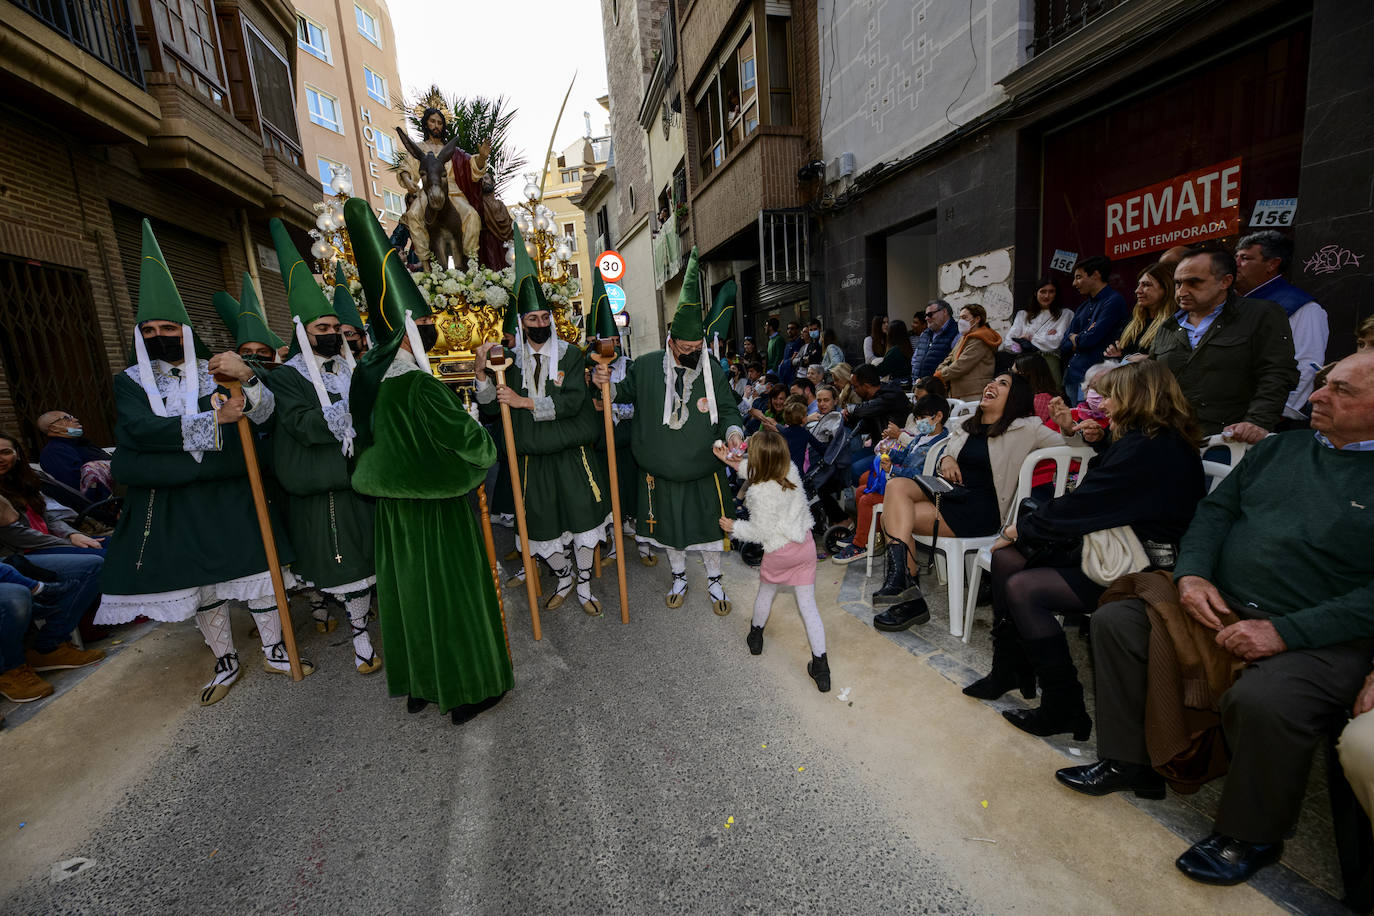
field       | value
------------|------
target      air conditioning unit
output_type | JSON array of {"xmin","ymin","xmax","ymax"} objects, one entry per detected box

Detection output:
[{"xmin": 825, "ymin": 152, "xmax": 856, "ymax": 184}]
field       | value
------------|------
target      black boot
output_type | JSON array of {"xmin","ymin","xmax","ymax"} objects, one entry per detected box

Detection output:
[
  {"xmin": 1001, "ymin": 633, "xmax": 1092, "ymax": 741},
  {"xmin": 963, "ymin": 619, "xmax": 1037, "ymax": 700},
  {"xmin": 746, "ymin": 625, "xmax": 764, "ymax": 655},
  {"xmin": 808, "ymin": 653, "xmax": 830, "ymax": 692},
  {"xmin": 406, "ymin": 695, "xmax": 430, "ymax": 714},
  {"xmin": 872, "ymin": 595, "xmax": 930, "ymax": 631},
  {"xmin": 872, "ymin": 539, "xmax": 920, "ymax": 606}
]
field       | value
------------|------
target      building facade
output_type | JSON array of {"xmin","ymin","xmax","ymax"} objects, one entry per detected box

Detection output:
[
  {"xmin": 292, "ymin": 0, "xmax": 407, "ymax": 229},
  {"xmin": 521, "ymin": 136, "xmax": 610, "ymax": 323},
  {"xmin": 0, "ymin": 0, "xmax": 320, "ymax": 451},
  {"xmin": 815, "ymin": 0, "xmax": 1373, "ymax": 359}
]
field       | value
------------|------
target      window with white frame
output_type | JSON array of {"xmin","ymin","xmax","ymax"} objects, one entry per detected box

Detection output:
[
  {"xmin": 317, "ymin": 156, "xmax": 343, "ymax": 195},
  {"xmin": 306, "ymin": 86, "xmax": 342, "ymax": 132},
  {"xmin": 381, "ymin": 189, "xmax": 404, "ymax": 219},
  {"xmin": 355, "ymin": 5, "xmax": 381, "ymax": 47},
  {"xmin": 296, "ymin": 15, "xmax": 330, "ymax": 63},
  {"xmin": 364, "ymin": 67, "xmax": 387, "ymax": 104},
  {"xmin": 373, "ymin": 130, "xmax": 396, "ymax": 164}
]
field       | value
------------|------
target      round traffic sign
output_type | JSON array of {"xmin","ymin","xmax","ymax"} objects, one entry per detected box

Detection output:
[
  {"xmin": 606, "ymin": 283, "xmax": 627, "ymax": 315},
  {"xmin": 597, "ymin": 250, "xmax": 625, "ymax": 282}
]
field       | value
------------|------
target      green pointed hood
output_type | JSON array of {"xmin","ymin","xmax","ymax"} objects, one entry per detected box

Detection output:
[
  {"xmin": 331, "ymin": 264, "xmax": 365, "ymax": 330},
  {"xmin": 509, "ymin": 223, "xmax": 551, "ymax": 327},
  {"xmin": 268, "ymin": 218, "xmax": 336, "ymax": 329},
  {"xmin": 344, "ymin": 196, "xmax": 431, "ymax": 453},
  {"xmin": 704, "ymin": 277, "xmax": 737, "ymax": 348},
  {"xmin": 211, "ymin": 273, "xmax": 285, "ymax": 352},
  {"xmin": 584, "ymin": 268, "xmax": 618, "ymax": 345},
  {"xmin": 132, "ymin": 219, "xmax": 209, "ymax": 358},
  {"xmin": 669, "ymin": 247, "xmax": 704, "ymax": 340}
]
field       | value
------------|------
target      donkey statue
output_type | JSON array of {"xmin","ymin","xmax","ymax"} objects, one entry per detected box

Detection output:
[{"xmin": 395, "ymin": 127, "xmax": 468, "ymax": 270}]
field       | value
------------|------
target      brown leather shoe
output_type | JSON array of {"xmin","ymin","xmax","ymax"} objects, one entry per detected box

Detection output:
[
  {"xmin": 26, "ymin": 642, "xmax": 106, "ymax": 672},
  {"xmin": 0, "ymin": 664, "xmax": 56, "ymax": 702}
]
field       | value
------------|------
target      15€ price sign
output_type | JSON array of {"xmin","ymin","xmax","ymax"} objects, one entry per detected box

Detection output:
[
  {"xmin": 597, "ymin": 250, "xmax": 625, "ymax": 282},
  {"xmin": 1249, "ymin": 198, "xmax": 1297, "ymax": 228}
]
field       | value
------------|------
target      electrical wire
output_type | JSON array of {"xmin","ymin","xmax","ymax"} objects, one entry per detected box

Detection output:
[{"xmin": 944, "ymin": 0, "xmax": 979, "ymax": 128}]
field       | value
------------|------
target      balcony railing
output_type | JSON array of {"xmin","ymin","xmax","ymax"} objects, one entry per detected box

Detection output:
[
  {"xmin": 1032, "ymin": 0, "xmax": 1128, "ymax": 56},
  {"xmin": 652, "ymin": 211, "xmax": 686, "ymax": 290},
  {"xmin": 10, "ymin": 0, "xmax": 144, "ymax": 86}
]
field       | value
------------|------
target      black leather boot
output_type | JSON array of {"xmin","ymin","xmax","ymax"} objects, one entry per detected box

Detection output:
[
  {"xmin": 808, "ymin": 653, "xmax": 830, "ymax": 692},
  {"xmin": 872, "ymin": 594, "xmax": 930, "ymax": 631},
  {"xmin": 746, "ymin": 625, "xmax": 764, "ymax": 655},
  {"xmin": 872, "ymin": 539, "xmax": 920, "ymax": 606},
  {"xmin": 1002, "ymin": 633, "xmax": 1092, "ymax": 741},
  {"xmin": 963, "ymin": 619, "xmax": 1037, "ymax": 700}
]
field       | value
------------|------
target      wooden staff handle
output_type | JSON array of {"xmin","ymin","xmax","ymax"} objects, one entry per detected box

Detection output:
[
  {"xmin": 476, "ymin": 486, "xmax": 512, "ymax": 661},
  {"xmin": 591, "ymin": 342, "xmax": 630, "ymax": 624},
  {"xmin": 223, "ymin": 377, "xmax": 303, "ymax": 680},
  {"xmin": 488, "ymin": 353, "xmax": 543, "ymax": 641}
]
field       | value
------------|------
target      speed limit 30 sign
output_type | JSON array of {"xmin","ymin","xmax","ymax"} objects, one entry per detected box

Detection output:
[{"xmin": 597, "ymin": 250, "xmax": 625, "ymax": 282}]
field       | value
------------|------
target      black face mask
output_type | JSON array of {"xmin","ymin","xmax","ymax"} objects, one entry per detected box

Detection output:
[
  {"xmin": 677, "ymin": 348, "xmax": 702, "ymax": 370},
  {"xmin": 417, "ymin": 323, "xmax": 440, "ymax": 353},
  {"xmin": 347, "ymin": 338, "xmax": 364, "ymax": 358},
  {"xmin": 144, "ymin": 334, "xmax": 184, "ymax": 363},
  {"xmin": 525, "ymin": 324, "xmax": 552, "ymax": 345},
  {"xmin": 312, "ymin": 333, "xmax": 343, "ymax": 358}
]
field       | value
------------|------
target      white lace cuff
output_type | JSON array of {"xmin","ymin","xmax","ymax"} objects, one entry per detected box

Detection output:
[
  {"xmin": 181, "ymin": 411, "xmax": 220, "ymax": 460},
  {"xmin": 611, "ymin": 404, "xmax": 634, "ymax": 425},
  {"xmin": 474, "ymin": 377, "xmax": 496, "ymax": 403},
  {"xmin": 531, "ymin": 395, "xmax": 556, "ymax": 422},
  {"xmin": 322, "ymin": 399, "xmax": 356, "ymax": 447},
  {"xmin": 244, "ymin": 380, "xmax": 275, "ymax": 424}
]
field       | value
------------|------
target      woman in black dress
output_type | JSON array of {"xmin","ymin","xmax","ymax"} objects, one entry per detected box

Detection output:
[{"xmin": 872, "ymin": 372, "xmax": 1075, "ymax": 631}]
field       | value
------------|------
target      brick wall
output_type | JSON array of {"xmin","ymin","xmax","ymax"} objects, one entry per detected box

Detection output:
[
  {"xmin": 0, "ymin": 104, "xmax": 299, "ymax": 435},
  {"xmin": 601, "ymin": 0, "xmax": 669, "ymax": 239}
]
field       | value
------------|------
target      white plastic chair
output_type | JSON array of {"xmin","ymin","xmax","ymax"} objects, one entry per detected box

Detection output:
[
  {"xmin": 1201, "ymin": 434, "xmax": 1250, "ymax": 465},
  {"xmin": 947, "ymin": 399, "xmax": 978, "ymax": 420},
  {"xmin": 958, "ymin": 445, "xmax": 1096, "ymax": 642},
  {"xmin": 1202, "ymin": 459, "xmax": 1234, "ymax": 494}
]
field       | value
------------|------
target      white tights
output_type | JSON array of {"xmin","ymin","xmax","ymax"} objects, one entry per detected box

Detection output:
[{"xmin": 751, "ymin": 582, "xmax": 826, "ymax": 656}]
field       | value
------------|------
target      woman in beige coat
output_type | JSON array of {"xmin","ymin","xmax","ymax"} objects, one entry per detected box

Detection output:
[
  {"xmin": 871, "ymin": 371, "xmax": 1077, "ymax": 631},
  {"xmin": 935, "ymin": 303, "xmax": 1003, "ymax": 400}
]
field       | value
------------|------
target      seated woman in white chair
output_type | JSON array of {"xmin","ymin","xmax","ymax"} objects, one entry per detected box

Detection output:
[
  {"xmin": 963, "ymin": 360, "xmax": 1205, "ymax": 743},
  {"xmin": 873, "ymin": 372, "xmax": 1077, "ymax": 632}
]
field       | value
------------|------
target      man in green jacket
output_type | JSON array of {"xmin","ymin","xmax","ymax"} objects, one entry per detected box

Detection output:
[
  {"xmin": 1150, "ymin": 248, "xmax": 1298, "ymax": 440},
  {"xmin": 1056, "ymin": 351, "xmax": 1374, "ymax": 887},
  {"xmin": 262, "ymin": 219, "xmax": 379, "ymax": 675},
  {"xmin": 764, "ymin": 316, "xmax": 783, "ymax": 374}
]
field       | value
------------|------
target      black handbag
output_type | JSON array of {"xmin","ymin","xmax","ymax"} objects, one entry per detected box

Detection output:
[{"xmin": 912, "ymin": 474, "xmax": 969, "ymax": 504}]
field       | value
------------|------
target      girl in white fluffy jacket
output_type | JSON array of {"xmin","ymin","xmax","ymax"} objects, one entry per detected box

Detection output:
[{"xmin": 715, "ymin": 429, "xmax": 830, "ymax": 692}]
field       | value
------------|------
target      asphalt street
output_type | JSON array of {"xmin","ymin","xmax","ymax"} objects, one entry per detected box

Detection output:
[{"xmin": 0, "ymin": 530, "xmax": 1293, "ymax": 915}]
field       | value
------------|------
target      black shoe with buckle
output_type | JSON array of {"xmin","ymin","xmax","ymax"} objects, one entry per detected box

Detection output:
[
  {"xmin": 1055, "ymin": 758, "xmax": 1166, "ymax": 799},
  {"xmin": 872, "ymin": 596, "xmax": 930, "ymax": 631},
  {"xmin": 1175, "ymin": 833, "xmax": 1283, "ymax": 886}
]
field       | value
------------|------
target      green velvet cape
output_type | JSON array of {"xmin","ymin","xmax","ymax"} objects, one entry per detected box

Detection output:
[{"xmin": 352, "ymin": 367, "xmax": 511, "ymax": 709}]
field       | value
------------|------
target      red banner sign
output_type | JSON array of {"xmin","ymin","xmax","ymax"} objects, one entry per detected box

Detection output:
[{"xmin": 1104, "ymin": 158, "xmax": 1241, "ymax": 258}]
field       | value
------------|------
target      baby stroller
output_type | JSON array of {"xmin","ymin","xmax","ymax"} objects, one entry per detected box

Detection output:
[{"xmin": 802, "ymin": 425, "xmax": 854, "ymax": 554}]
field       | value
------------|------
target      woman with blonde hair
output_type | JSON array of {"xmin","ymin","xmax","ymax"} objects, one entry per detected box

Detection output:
[
  {"xmin": 965, "ymin": 359, "xmax": 1206, "ymax": 741},
  {"xmin": 1106, "ymin": 261, "xmax": 1176, "ymax": 359},
  {"xmin": 829, "ymin": 363, "xmax": 862, "ymax": 409}
]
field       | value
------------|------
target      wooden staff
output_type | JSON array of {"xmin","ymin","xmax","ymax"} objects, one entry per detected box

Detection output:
[
  {"xmin": 591, "ymin": 341, "xmax": 630, "ymax": 624},
  {"xmin": 223, "ymin": 377, "xmax": 303, "ymax": 680},
  {"xmin": 487, "ymin": 352, "xmax": 543, "ymax": 641},
  {"xmin": 475, "ymin": 486, "xmax": 512, "ymax": 660}
]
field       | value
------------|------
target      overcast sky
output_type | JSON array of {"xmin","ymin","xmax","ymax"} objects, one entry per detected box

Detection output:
[{"xmin": 387, "ymin": 0, "xmax": 612, "ymax": 201}]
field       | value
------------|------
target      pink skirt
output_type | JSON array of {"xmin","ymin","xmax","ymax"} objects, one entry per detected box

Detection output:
[{"xmin": 760, "ymin": 531, "xmax": 818, "ymax": 586}]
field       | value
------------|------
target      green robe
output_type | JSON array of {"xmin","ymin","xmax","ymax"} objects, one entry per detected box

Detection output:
[
  {"xmin": 479, "ymin": 342, "xmax": 610, "ymax": 543},
  {"xmin": 101, "ymin": 367, "xmax": 292, "ymax": 598},
  {"xmin": 263, "ymin": 357, "xmax": 375, "ymax": 590},
  {"xmin": 352, "ymin": 362, "xmax": 511, "ymax": 710},
  {"xmin": 613, "ymin": 351, "xmax": 744, "ymax": 550}
]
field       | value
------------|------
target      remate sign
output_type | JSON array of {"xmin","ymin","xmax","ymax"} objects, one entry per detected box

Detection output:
[{"xmin": 1103, "ymin": 157, "xmax": 1241, "ymax": 258}]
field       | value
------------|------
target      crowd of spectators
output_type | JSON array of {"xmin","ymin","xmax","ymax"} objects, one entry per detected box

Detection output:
[{"xmin": 723, "ymin": 234, "xmax": 1373, "ymax": 897}]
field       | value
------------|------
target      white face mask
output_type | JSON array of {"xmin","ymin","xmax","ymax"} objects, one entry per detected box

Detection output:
[
  {"xmin": 64, "ymin": 426, "xmax": 83, "ymax": 438},
  {"xmin": 956, "ymin": 319, "xmax": 971, "ymax": 335}
]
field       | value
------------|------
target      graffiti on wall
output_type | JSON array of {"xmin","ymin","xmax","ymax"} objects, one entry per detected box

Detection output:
[{"xmin": 937, "ymin": 247, "xmax": 1015, "ymax": 333}]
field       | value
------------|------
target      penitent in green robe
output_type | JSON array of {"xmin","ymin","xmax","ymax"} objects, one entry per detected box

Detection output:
[
  {"xmin": 101, "ymin": 366, "xmax": 293, "ymax": 603},
  {"xmin": 352, "ymin": 361, "xmax": 511, "ymax": 710},
  {"xmin": 613, "ymin": 350, "xmax": 744, "ymax": 550},
  {"xmin": 263, "ymin": 356, "xmax": 374, "ymax": 590},
  {"xmin": 478, "ymin": 341, "xmax": 610, "ymax": 543}
]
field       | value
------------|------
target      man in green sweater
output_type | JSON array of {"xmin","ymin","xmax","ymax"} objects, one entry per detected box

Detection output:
[{"xmin": 1057, "ymin": 351, "xmax": 1374, "ymax": 887}]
